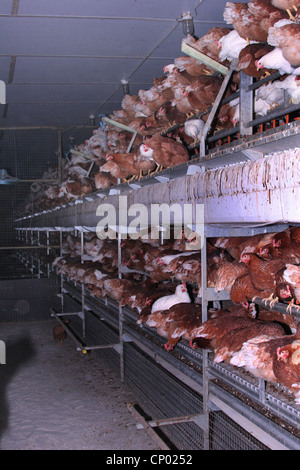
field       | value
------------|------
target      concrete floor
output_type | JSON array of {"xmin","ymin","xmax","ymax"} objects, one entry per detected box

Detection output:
[{"xmin": 0, "ymin": 319, "xmax": 160, "ymax": 450}]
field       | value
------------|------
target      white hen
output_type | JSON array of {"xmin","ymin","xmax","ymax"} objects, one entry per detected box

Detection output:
[
  {"xmin": 256, "ymin": 80, "xmax": 285, "ymax": 107},
  {"xmin": 151, "ymin": 283, "xmax": 191, "ymax": 313},
  {"xmin": 256, "ymin": 47, "xmax": 295, "ymax": 75},
  {"xmin": 184, "ymin": 119, "xmax": 206, "ymax": 141},
  {"xmin": 280, "ymin": 74, "xmax": 300, "ymax": 104},
  {"xmin": 218, "ymin": 30, "xmax": 256, "ymax": 61},
  {"xmin": 232, "ymin": 94, "xmax": 270, "ymax": 124}
]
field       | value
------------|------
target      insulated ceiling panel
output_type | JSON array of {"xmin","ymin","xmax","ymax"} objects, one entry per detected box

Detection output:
[
  {"xmin": 17, "ymin": 0, "xmax": 209, "ymax": 19},
  {"xmin": 0, "ymin": 0, "xmax": 248, "ymax": 129},
  {"xmin": 0, "ymin": 17, "xmax": 177, "ymax": 57},
  {"xmin": 0, "ymin": 0, "xmax": 12, "ymax": 15},
  {"xmin": 11, "ymin": 56, "xmax": 160, "ymax": 85}
]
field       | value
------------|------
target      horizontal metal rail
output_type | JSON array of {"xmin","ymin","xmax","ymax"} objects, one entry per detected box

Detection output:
[
  {"xmin": 253, "ymin": 296, "xmax": 300, "ymax": 318},
  {"xmin": 2, "ymin": 245, "xmax": 60, "ymax": 250}
]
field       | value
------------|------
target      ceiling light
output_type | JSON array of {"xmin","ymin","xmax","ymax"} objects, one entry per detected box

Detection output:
[
  {"xmin": 121, "ymin": 79, "xmax": 130, "ymax": 95},
  {"xmin": 181, "ymin": 12, "xmax": 194, "ymax": 36}
]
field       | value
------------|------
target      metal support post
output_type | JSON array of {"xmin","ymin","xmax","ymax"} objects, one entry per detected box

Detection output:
[
  {"xmin": 58, "ymin": 129, "xmax": 63, "ymax": 186},
  {"xmin": 200, "ymin": 60, "xmax": 238, "ymax": 156},
  {"xmin": 80, "ymin": 230, "xmax": 86, "ymax": 340},
  {"xmin": 239, "ymin": 72, "xmax": 253, "ymax": 136},
  {"xmin": 118, "ymin": 229, "xmax": 124, "ymax": 383},
  {"xmin": 59, "ymin": 230, "xmax": 64, "ymax": 313},
  {"xmin": 37, "ymin": 230, "xmax": 41, "ymax": 278},
  {"xmin": 46, "ymin": 230, "xmax": 50, "ymax": 277},
  {"xmin": 201, "ymin": 225, "xmax": 210, "ymax": 449},
  {"xmin": 31, "ymin": 230, "xmax": 34, "ymax": 275}
]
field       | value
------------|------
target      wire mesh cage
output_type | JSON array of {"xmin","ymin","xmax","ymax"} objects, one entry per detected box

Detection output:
[{"xmin": 0, "ymin": 126, "xmax": 95, "ymax": 280}]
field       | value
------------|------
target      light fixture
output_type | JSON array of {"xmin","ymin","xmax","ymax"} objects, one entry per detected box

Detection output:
[
  {"xmin": 121, "ymin": 79, "xmax": 130, "ymax": 95},
  {"xmin": 0, "ymin": 168, "xmax": 18, "ymax": 185},
  {"xmin": 181, "ymin": 11, "xmax": 194, "ymax": 36},
  {"xmin": 89, "ymin": 114, "xmax": 95, "ymax": 126}
]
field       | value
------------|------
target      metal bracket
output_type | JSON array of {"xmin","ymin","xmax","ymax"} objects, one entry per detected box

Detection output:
[
  {"xmin": 154, "ymin": 175, "xmax": 170, "ymax": 184},
  {"xmin": 241, "ymin": 148, "xmax": 264, "ymax": 161},
  {"xmin": 186, "ymin": 165, "xmax": 204, "ymax": 176},
  {"xmin": 129, "ymin": 183, "xmax": 142, "ymax": 190},
  {"xmin": 128, "ymin": 403, "xmax": 209, "ymax": 449}
]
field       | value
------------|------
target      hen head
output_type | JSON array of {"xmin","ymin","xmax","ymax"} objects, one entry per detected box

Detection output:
[
  {"xmin": 277, "ymin": 342, "xmax": 300, "ymax": 365},
  {"xmin": 255, "ymin": 59, "xmax": 264, "ymax": 70},
  {"xmin": 140, "ymin": 143, "xmax": 154, "ymax": 159},
  {"xmin": 259, "ymin": 246, "xmax": 270, "ymax": 257},
  {"xmin": 240, "ymin": 253, "xmax": 251, "ymax": 264},
  {"xmin": 277, "ymin": 346, "xmax": 290, "ymax": 363},
  {"xmin": 216, "ymin": 39, "xmax": 223, "ymax": 49},
  {"xmin": 178, "ymin": 282, "xmax": 187, "ymax": 293},
  {"xmin": 276, "ymin": 282, "xmax": 293, "ymax": 299},
  {"xmin": 273, "ymin": 237, "xmax": 282, "ymax": 248},
  {"xmin": 156, "ymin": 106, "xmax": 166, "ymax": 116},
  {"xmin": 156, "ymin": 256, "xmax": 165, "ymax": 266},
  {"xmin": 163, "ymin": 64, "xmax": 176, "ymax": 74}
]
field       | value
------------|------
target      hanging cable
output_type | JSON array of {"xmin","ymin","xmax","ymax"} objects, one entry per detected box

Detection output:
[
  {"xmin": 98, "ymin": 114, "xmax": 107, "ymax": 151},
  {"xmin": 87, "ymin": 21, "xmax": 180, "ymax": 124}
]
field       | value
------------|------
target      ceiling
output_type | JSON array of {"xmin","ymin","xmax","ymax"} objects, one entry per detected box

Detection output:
[{"xmin": 0, "ymin": 0, "xmax": 249, "ymax": 129}]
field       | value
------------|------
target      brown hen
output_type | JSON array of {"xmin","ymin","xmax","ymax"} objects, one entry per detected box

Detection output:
[
  {"xmin": 273, "ymin": 339, "xmax": 300, "ymax": 404},
  {"xmin": 240, "ymin": 252, "xmax": 287, "ymax": 291},
  {"xmin": 163, "ymin": 303, "xmax": 203, "ymax": 350},
  {"xmin": 230, "ymin": 329, "xmax": 300, "ymax": 384},
  {"xmin": 237, "ymin": 43, "xmax": 275, "ymax": 77},
  {"xmin": 267, "ymin": 22, "xmax": 300, "ymax": 66},
  {"xmin": 214, "ymin": 320, "xmax": 286, "ymax": 363},
  {"xmin": 141, "ymin": 134, "xmax": 190, "ymax": 169},
  {"xmin": 230, "ymin": 272, "xmax": 273, "ymax": 307},
  {"xmin": 248, "ymin": 0, "xmax": 289, "ymax": 31},
  {"xmin": 271, "ymin": 0, "xmax": 300, "ymax": 19},
  {"xmin": 100, "ymin": 152, "xmax": 140, "ymax": 181},
  {"xmin": 223, "ymin": 1, "xmax": 269, "ymax": 42}
]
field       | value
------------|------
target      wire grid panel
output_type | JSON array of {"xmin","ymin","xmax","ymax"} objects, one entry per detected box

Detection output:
[
  {"xmin": 209, "ymin": 410, "xmax": 269, "ymax": 450},
  {"xmin": 124, "ymin": 343, "xmax": 269, "ymax": 450},
  {"xmin": 0, "ymin": 126, "xmax": 95, "ymax": 280}
]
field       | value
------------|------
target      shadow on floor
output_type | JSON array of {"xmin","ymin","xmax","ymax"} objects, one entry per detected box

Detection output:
[{"xmin": 0, "ymin": 334, "xmax": 36, "ymax": 445}]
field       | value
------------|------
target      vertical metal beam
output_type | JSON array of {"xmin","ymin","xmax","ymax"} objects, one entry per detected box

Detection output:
[
  {"xmin": 59, "ymin": 230, "xmax": 64, "ymax": 313},
  {"xmin": 201, "ymin": 224, "xmax": 210, "ymax": 449},
  {"xmin": 200, "ymin": 60, "xmax": 238, "ymax": 156},
  {"xmin": 57, "ymin": 130, "xmax": 63, "ymax": 186},
  {"xmin": 46, "ymin": 230, "xmax": 50, "ymax": 277},
  {"xmin": 37, "ymin": 230, "xmax": 41, "ymax": 279},
  {"xmin": 239, "ymin": 72, "xmax": 253, "ymax": 136},
  {"xmin": 202, "ymin": 350, "xmax": 210, "ymax": 449},
  {"xmin": 80, "ymin": 230, "xmax": 86, "ymax": 339},
  {"xmin": 118, "ymin": 230, "xmax": 124, "ymax": 383},
  {"xmin": 30, "ymin": 230, "xmax": 34, "ymax": 275}
]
